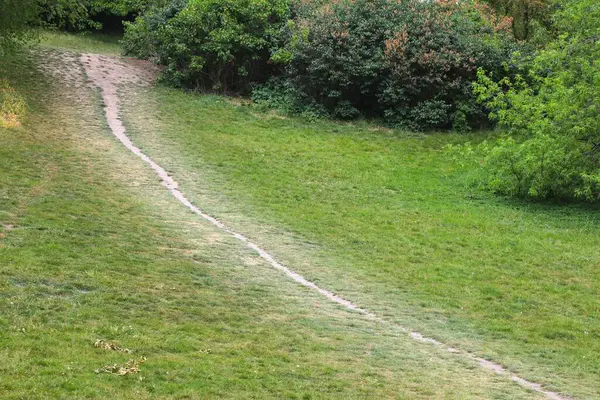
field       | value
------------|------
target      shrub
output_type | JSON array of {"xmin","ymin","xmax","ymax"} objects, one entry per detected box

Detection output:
[
  {"xmin": 39, "ymin": 0, "xmax": 151, "ymax": 32},
  {"xmin": 122, "ymin": 0, "xmax": 187, "ymax": 59},
  {"xmin": 39, "ymin": 0, "xmax": 98, "ymax": 31},
  {"xmin": 473, "ymin": 0, "xmax": 600, "ymax": 201},
  {"xmin": 478, "ymin": 0, "xmax": 554, "ymax": 42},
  {"xmin": 123, "ymin": 0, "xmax": 291, "ymax": 93},
  {"xmin": 275, "ymin": 0, "xmax": 519, "ymax": 130},
  {"xmin": 0, "ymin": 0, "xmax": 40, "ymax": 49}
]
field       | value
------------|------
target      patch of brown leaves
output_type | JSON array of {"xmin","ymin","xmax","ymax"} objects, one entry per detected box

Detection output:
[
  {"xmin": 94, "ymin": 357, "xmax": 146, "ymax": 376},
  {"xmin": 94, "ymin": 339, "xmax": 133, "ymax": 354}
]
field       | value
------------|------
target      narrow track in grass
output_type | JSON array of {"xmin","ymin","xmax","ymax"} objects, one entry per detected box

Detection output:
[{"xmin": 80, "ymin": 52, "xmax": 571, "ymax": 400}]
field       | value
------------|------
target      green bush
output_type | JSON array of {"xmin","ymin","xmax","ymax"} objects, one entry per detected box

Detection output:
[
  {"xmin": 478, "ymin": 0, "xmax": 555, "ymax": 42},
  {"xmin": 39, "ymin": 0, "xmax": 151, "ymax": 31},
  {"xmin": 124, "ymin": 0, "xmax": 521, "ymax": 128},
  {"xmin": 275, "ymin": 0, "xmax": 519, "ymax": 130},
  {"xmin": 0, "ymin": 0, "xmax": 40, "ymax": 49},
  {"xmin": 122, "ymin": 0, "xmax": 187, "ymax": 59},
  {"xmin": 474, "ymin": 0, "xmax": 600, "ymax": 201},
  {"xmin": 124, "ymin": 0, "xmax": 291, "ymax": 93},
  {"xmin": 39, "ymin": 0, "xmax": 97, "ymax": 31}
]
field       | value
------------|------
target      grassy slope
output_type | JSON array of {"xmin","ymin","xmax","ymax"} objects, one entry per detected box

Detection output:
[
  {"xmin": 39, "ymin": 31, "xmax": 122, "ymax": 55},
  {"xmin": 121, "ymin": 89, "xmax": 600, "ymax": 399},
  {"xmin": 0, "ymin": 42, "xmax": 544, "ymax": 398}
]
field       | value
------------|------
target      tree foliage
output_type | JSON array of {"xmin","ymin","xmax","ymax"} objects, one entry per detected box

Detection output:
[
  {"xmin": 123, "ymin": 0, "xmax": 521, "ymax": 129},
  {"xmin": 123, "ymin": 0, "xmax": 291, "ymax": 92},
  {"xmin": 481, "ymin": 0, "xmax": 553, "ymax": 41},
  {"xmin": 39, "ymin": 0, "xmax": 153, "ymax": 31},
  {"xmin": 0, "ymin": 0, "xmax": 40, "ymax": 49},
  {"xmin": 474, "ymin": 0, "xmax": 600, "ymax": 201},
  {"xmin": 269, "ymin": 0, "xmax": 519, "ymax": 130}
]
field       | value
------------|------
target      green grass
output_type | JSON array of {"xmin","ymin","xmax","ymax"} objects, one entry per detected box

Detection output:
[
  {"xmin": 0, "ymin": 43, "xmax": 547, "ymax": 399},
  {"xmin": 39, "ymin": 31, "xmax": 122, "ymax": 55},
  {"xmin": 121, "ymin": 90, "xmax": 600, "ymax": 399}
]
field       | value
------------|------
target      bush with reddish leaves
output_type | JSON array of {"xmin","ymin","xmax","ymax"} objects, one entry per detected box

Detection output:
[
  {"xmin": 124, "ymin": 0, "xmax": 523, "ymax": 129},
  {"xmin": 273, "ymin": 0, "xmax": 520, "ymax": 130}
]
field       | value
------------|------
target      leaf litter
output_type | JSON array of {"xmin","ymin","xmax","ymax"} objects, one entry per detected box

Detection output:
[
  {"xmin": 94, "ymin": 357, "xmax": 146, "ymax": 376},
  {"xmin": 94, "ymin": 339, "xmax": 133, "ymax": 354}
]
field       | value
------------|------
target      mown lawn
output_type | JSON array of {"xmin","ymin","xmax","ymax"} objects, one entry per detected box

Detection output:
[
  {"xmin": 121, "ymin": 87, "xmax": 600, "ymax": 398},
  {"xmin": 0, "ymin": 44, "xmax": 546, "ymax": 399}
]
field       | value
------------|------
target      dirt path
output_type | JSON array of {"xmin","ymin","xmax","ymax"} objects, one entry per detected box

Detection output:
[{"xmin": 79, "ymin": 52, "xmax": 570, "ymax": 400}]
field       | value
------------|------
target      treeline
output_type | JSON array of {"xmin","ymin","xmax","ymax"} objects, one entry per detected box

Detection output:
[
  {"xmin": 119, "ymin": 0, "xmax": 600, "ymax": 202},
  {"xmin": 37, "ymin": 0, "xmax": 144, "ymax": 31},
  {"xmin": 3, "ymin": 0, "xmax": 600, "ymax": 202},
  {"xmin": 0, "ymin": 0, "xmax": 550, "ymax": 131},
  {"xmin": 121, "ymin": 0, "xmax": 527, "ymax": 131},
  {"xmin": 0, "ymin": 0, "xmax": 147, "ymax": 39}
]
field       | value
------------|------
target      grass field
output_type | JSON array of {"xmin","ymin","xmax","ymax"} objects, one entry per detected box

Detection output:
[
  {"xmin": 38, "ymin": 30, "xmax": 122, "ymax": 55},
  {"xmin": 0, "ymin": 38, "xmax": 555, "ymax": 399},
  {"xmin": 121, "ymin": 85, "xmax": 600, "ymax": 398},
  {"xmin": 0, "ymin": 32, "xmax": 598, "ymax": 399}
]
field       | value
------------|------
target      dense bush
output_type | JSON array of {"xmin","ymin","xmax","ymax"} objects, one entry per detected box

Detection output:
[
  {"xmin": 473, "ymin": 0, "xmax": 600, "ymax": 201},
  {"xmin": 39, "ymin": 0, "xmax": 95, "ymax": 31},
  {"xmin": 124, "ymin": 0, "xmax": 520, "ymax": 128},
  {"xmin": 121, "ymin": 0, "xmax": 186, "ymax": 58},
  {"xmin": 480, "ymin": 0, "xmax": 555, "ymax": 42},
  {"xmin": 123, "ymin": 0, "xmax": 290, "ymax": 92},
  {"xmin": 269, "ymin": 0, "xmax": 520, "ymax": 130},
  {"xmin": 39, "ymin": 0, "xmax": 150, "ymax": 31},
  {"xmin": 0, "ymin": 0, "xmax": 40, "ymax": 49}
]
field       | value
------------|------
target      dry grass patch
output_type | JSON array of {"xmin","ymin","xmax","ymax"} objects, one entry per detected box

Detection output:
[{"xmin": 0, "ymin": 79, "xmax": 25, "ymax": 128}]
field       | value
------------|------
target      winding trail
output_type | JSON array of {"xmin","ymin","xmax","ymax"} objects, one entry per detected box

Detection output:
[{"xmin": 81, "ymin": 53, "xmax": 571, "ymax": 400}]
